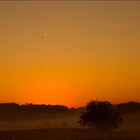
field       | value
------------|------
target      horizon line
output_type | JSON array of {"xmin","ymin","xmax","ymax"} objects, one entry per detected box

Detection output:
[{"xmin": 0, "ymin": 100, "xmax": 139, "ymax": 108}]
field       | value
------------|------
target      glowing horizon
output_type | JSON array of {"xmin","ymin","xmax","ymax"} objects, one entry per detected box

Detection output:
[{"xmin": 0, "ymin": 1, "xmax": 140, "ymax": 107}]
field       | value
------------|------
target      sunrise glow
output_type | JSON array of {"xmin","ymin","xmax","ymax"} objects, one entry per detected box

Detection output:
[{"xmin": 0, "ymin": 1, "xmax": 140, "ymax": 107}]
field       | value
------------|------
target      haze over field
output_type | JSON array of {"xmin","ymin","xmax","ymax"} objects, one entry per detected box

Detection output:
[{"xmin": 0, "ymin": 102, "xmax": 139, "ymax": 131}]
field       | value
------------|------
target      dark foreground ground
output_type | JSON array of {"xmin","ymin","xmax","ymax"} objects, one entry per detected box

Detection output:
[{"xmin": 0, "ymin": 129, "xmax": 140, "ymax": 140}]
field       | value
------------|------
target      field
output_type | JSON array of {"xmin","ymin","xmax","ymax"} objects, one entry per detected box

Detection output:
[
  {"xmin": 0, "ymin": 104, "xmax": 140, "ymax": 140},
  {"xmin": 0, "ymin": 129, "xmax": 140, "ymax": 140}
]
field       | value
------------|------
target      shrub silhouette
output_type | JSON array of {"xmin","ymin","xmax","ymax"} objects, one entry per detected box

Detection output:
[{"xmin": 79, "ymin": 100, "xmax": 123, "ymax": 132}]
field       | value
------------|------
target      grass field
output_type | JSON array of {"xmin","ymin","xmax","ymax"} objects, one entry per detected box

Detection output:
[
  {"xmin": 0, "ymin": 110, "xmax": 139, "ymax": 140},
  {"xmin": 0, "ymin": 129, "xmax": 140, "ymax": 140}
]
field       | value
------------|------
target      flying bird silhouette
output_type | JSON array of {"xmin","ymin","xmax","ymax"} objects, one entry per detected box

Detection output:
[{"xmin": 41, "ymin": 35, "xmax": 45, "ymax": 39}]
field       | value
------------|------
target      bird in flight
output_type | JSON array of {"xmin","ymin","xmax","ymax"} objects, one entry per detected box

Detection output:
[{"xmin": 41, "ymin": 35, "xmax": 45, "ymax": 39}]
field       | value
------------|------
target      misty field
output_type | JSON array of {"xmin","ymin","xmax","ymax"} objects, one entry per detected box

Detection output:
[
  {"xmin": 0, "ymin": 102, "xmax": 140, "ymax": 140},
  {"xmin": 0, "ymin": 129, "xmax": 140, "ymax": 140}
]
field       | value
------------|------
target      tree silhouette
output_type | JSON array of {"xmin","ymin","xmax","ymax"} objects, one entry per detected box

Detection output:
[{"xmin": 79, "ymin": 100, "xmax": 123, "ymax": 132}]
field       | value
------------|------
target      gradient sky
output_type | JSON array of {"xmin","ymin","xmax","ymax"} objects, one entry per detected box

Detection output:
[{"xmin": 0, "ymin": 1, "xmax": 140, "ymax": 107}]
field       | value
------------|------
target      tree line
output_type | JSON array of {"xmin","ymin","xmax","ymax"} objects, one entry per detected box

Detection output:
[
  {"xmin": 0, "ymin": 101, "xmax": 139, "ymax": 121},
  {"xmin": 0, "ymin": 101, "xmax": 139, "ymax": 114}
]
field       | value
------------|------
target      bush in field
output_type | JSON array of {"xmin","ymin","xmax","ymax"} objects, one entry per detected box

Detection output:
[{"xmin": 79, "ymin": 100, "xmax": 123, "ymax": 132}]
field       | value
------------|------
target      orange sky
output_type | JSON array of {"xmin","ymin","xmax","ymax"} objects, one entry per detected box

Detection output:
[{"xmin": 0, "ymin": 1, "xmax": 140, "ymax": 107}]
